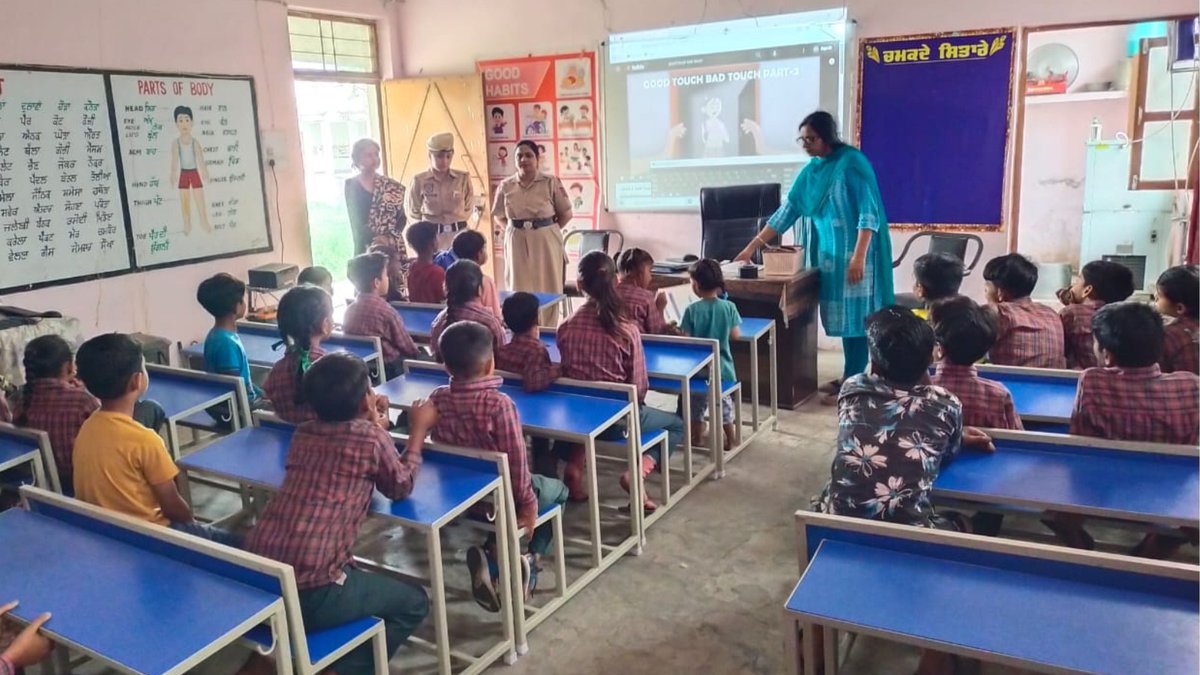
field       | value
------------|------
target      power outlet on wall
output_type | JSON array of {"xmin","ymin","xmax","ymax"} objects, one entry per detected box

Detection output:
[{"xmin": 260, "ymin": 130, "xmax": 288, "ymax": 169}]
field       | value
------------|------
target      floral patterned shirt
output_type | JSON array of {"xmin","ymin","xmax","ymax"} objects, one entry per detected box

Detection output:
[{"xmin": 816, "ymin": 373, "xmax": 963, "ymax": 528}]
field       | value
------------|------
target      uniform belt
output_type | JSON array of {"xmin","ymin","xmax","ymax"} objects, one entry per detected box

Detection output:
[
  {"xmin": 436, "ymin": 221, "xmax": 468, "ymax": 234},
  {"xmin": 513, "ymin": 218, "xmax": 556, "ymax": 230}
]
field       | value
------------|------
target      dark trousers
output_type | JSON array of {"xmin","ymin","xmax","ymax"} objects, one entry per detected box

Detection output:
[{"xmin": 298, "ymin": 568, "xmax": 428, "ymax": 675}]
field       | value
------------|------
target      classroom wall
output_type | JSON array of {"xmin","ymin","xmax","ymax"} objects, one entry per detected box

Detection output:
[{"xmin": 393, "ymin": 0, "xmax": 1194, "ymax": 301}]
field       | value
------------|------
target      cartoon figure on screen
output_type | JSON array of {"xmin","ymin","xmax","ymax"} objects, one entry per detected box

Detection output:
[
  {"xmin": 700, "ymin": 97, "xmax": 730, "ymax": 158},
  {"xmin": 168, "ymin": 105, "xmax": 211, "ymax": 235},
  {"xmin": 491, "ymin": 106, "xmax": 508, "ymax": 137}
]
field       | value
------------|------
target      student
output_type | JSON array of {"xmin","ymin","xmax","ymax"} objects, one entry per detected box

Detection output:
[
  {"xmin": 1054, "ymin": 302, "xmax": 1200, "ymax": 556},
  {"xmin": 0, "ymin": 600, "xmax": 53, "ymax": 675},
  {"xmin": 929, "ymin": 297, "xmax": 1023, "ymax": 430},
  {"xmin": 431, "ymin": 321, "xmax": 568, "ymax": 609},
  {"xmin": 297, "ymin": 265, "xmax": 334, "ymax": 296},
  {"xmin": 679, "ymin": 259, "xmax": 741, "ymax": 451},
  {"xmin": 404, "ymin": 220, "xmax": 447, "ymax": 304},
  {"xmin": 344, "ymin": 252, "xmax": 419, "ymax": 380},
  {"xmin": 558, "ymin": 252, "xmax": 685, "ymax": 510},
  {"xmin": 1070, "ymin": 302, "xmax": 1199, "ymax": 445},
  {"xmin": 451, "ymin": 230, "xmax": 502, "ymax": 319},
  {"xmin": 72, "ymin": 333, "xmax": 235, "ymax": 544},
  {"xmin": 1156, "ymin": 264, "xmax": 1199, "ymax": 375},
  {"xmin": 429, "ymin": 260, "xmax": 506, "ymax": 362},
  {"xmin": 615, "ymin": 248, "xmax": 670, "ymax": 335},
  {"xmin": 495, "ymin": 292, "xmax": 561, "ymax": 393},
  {"xmin": 263, "ymin": 285, "xmax": 334, "ymax": 424},
  {"xmin": 815, "ymin": 309, "xmax": 991, "ymax": 674},
  {"xmin": 197, "ymin": 273, "xmax": 264, "ymax": 407},
  {"xmin": 246, "ymin": 354, "xmax": 431, "ymax": 675},
  {"xmin": 1057, "ymin": 260, "xmax": 1135, "ymax": 369},
  {"xmin": 15, "ymin": 335, "xmax": 167, "ymax": 490},
  {"xmin": 911, "ymin": 252, "xmax": 964, "ymax": 319},
  {"xmin": 982, "ymin": 253, "xmax": 1065, "ymax": 368}
]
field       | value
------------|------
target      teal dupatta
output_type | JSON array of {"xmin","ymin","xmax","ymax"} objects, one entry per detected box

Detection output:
[{"xmin": 773, "ymin": 145, "xmax": 895, "ymax": 337}]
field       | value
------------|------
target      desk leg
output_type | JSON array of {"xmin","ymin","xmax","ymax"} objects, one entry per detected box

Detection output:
[
  {"xmin": 679, "ymin": 380, "xmax": 693, "ymax": 483},
  {"xmin": 785, "ymin": 617, "xmax": 802, "ymax": 675},
  {"xmin": 801, "ymin": 621, "xmax": 817, "ymax": 675},
  {"xmin": 627, "ymin": 412, "xmax": 644, "ymax": 550},
  {"xmin": 491, "ymin": 485, "xmax": 518, "ymax": 663},
  {"xmin": 30, "ymin": 456, "xmax": 48, "ymax": 492},
  {"xmin": 823, "ymin": 627, "xmax": 839, "ymax": 675},
  {"xmin": 710, "ymin": 360, "xmax": 722, "ymax": 479},
  {"xmin": 585, "ymin": 438, "xmax": 602, "ymax": 568},
  {"xmin": 270, "ymin": 608, "xmax": 294, "ymax": 675},
  {"xmin": 769, "ymin": 324, "xmax": 779, "ymax": 431},
  {"xmin": 427, "ymin": 527, "xmax": 452, "ymax": 675},
  {"xmin": 749, "ymin": 335, "xmax": 761, "ymax": 432},
  {"xmin": 166, "ymin": 418, "xmax": 182, "ymax": 460}
]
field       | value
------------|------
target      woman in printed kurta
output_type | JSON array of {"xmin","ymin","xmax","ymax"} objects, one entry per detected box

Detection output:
[
  {"xmin": 345, "ymin": 138, "xmax": 410, "ymax": 301},
  {"xmin": 736, "ymin": 111, "xmax": 894, "ymax": 402}
]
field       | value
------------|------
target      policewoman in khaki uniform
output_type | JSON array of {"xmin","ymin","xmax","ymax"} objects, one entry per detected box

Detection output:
[
  {"xmin": 493, "ymin": 140, "xmax": 573, "ymax": 324},
  {"xmin": 407, "ymin": 132, "xmax": 476, "ymax": 250}
]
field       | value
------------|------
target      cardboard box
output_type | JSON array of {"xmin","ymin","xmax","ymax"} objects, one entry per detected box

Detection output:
[{"xmin": 762, "ymin": 246, "xmax": 803, "ymax": 277}]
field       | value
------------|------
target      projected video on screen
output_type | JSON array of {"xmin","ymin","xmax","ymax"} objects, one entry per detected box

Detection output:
[{"xmin": 603, "ymin": 10, "xmax": 847, "ymax": 211}]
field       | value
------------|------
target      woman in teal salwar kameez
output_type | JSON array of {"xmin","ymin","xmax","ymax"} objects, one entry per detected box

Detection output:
[{"xmin": 735, "ymin": 112, "xmax": 894, "ymax": 401}]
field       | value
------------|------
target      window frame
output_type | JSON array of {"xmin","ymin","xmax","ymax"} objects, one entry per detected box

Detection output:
[
  {"xmin": 288, "ymin": 10, "xmax": 381, "ymax": 83},
  {"xmin": 1128, "ymin": 36, "xmax": 1198, "ymax": 191}
]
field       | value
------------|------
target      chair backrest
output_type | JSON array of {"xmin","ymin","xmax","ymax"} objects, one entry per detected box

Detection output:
[
  {"xmin": 699, "ymin": 184, "xmax": 781, "ymax": 263},
  {"xmin": 891, "ymin": 231, "xmax": 985, "ymax": 275},
  {"xmin": 0, "ymin": 424, "xmax": 58, "ymax": 493},
  {"xmin": 564, "ymin": 229, "xmax": 624, "ymax": 261}
]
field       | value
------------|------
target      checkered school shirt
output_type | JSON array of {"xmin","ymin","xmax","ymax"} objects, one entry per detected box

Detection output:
[
  {"xmin": 1060, "ymin": 299, "xmax": 1104, "ymax": 370},
  {"xmin": 343, "ymin": 292, "xmax": 418, "ymax": 364},
  {"xmin": 429, "ymin": 376, "xmax": 536, "ymax": 515},
  {"xmin": 559, "ymin": 301, "xmax": 649, "ymax": 402},
  {"xmin": 1161, "ymin": 316, "xmax": 1200, "ymax": 376},
  {"xmin": 616, "ymin": 281, "xmax": 667, "ymax": 335},
  {"xmin": 429, "ymin": 301, "xmax": 506, "ymax": 362},
  {"xmin": 930, "ymin": 362, "xmax": 1023, "ymax": 430},
  {"xmin": 495, "ymin": 334, "xmax": 561, "ymax": 392},
  {"xmin": 988, "ymin": 298, "xmax": 1066, "ymax": 368},
  {"xmin": 263, "ymin": 346, "xmax": 327, "ymax": 424},
  {"xmin": 1070, "ymin": 365, "xmax": 1200, "ymax": 445},
  {"xmin": 246, "ymin": 419, "xmax": 419, "ymax": 590},
  {"xmin": 16, "ymin": 378, "xmax": 100, "ymax": 485}
]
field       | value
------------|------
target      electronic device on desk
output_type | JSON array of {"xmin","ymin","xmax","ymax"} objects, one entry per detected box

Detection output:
[
  {"xmin": 652, "ymin": 256, "xmax": 695, "ymax": 274},
  {"xmin": 246, "ymin": 263, "xmax": 298, "ymax": 321}
]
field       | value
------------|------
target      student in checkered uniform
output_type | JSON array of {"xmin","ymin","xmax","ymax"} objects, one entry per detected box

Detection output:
[
  {"xmin": 429, "ymin": 260, "xmax": 506, "ymax": 362},
  {"xmin": 1155, "ymin": 265, "xmax": 1199, "ymax": 375},
  {"xmin": 431, "ymin": 320, "xmax": 569, "ymax": 610},
  {"xmin": 929, "ymin": 297, "xmax": 1023, "ymax": 431},
  {"xmin": 910, "ymin": 252, "xmax": 964, "ymax": 320},
  {"xmin": 558, "ymin": 251, "xmax": 685, "ymax": 512},
  {"xmin": 264, "ymin": 286, "xmax": 335, "ymax": 424},
  {"xmin": 247, "ymin": 354, "xmax": 432, "ymax": 675},
  {"xmin": 495, "ymin": 292, "xmax": 562, "ymax": 477},
  {"xmin": 343, "ymin": 252, "xmax": 420, "ymax": 381},
  {"xmin": 1053, "ymin": 302, "xmax": 1200, "ymax": 557},
  {"xmin": 983, "ymin": 253, "xmax": 1065, "ymax": 368},
  {"xmin": 1056, "ymin": 260, "xmax": 1134, "ymax": 370},
  {"xmin": 615, "ymin": 248, "xmax": 671, "ymax": 335}
]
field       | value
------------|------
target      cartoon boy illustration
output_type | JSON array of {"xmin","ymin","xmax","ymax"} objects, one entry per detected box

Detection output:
[
  {"xmin": 559, "ymin": 105, "xmax": 575, "ymax": 132},
  {"xmin": 577, "ymin": 103, "xmax": 592, "ymax": 131},
  {"xmin": 491, "ymin": 106, "xmax": 507, "ymax": 137},
  {"xmin": 496, "ymin": 145, "xmax": 509, "ymax": 169},
  {"xmin": 525, "ymin": 104, "xmax": 547, "ymax": 135},
  {"xmin": 569, "ymin": 183, "xmax": 585, "ymax": 211},
  {"xmin": 700, "ymin": 97, "xmax": 730, "ymax": 158},
  {"xmin": 537, "ymin": 144, "xmax": 551, "ymax": 172},
  {"xmin": 169, "ymin": 105, "xmax": 211, "ymax": 235}
]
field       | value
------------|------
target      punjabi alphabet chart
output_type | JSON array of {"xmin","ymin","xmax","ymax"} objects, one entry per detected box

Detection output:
[
  {"xmin": 0, "ymin": 69, "xmax": 132, "ymax": 292},
  {"xmin": 109, "ymin": 74, "xmax": 269, "ymax": 267}
]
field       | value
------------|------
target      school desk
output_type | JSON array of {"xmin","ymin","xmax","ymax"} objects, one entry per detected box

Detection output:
[
  {"xmin": 975, "ymin": 364, "xmax": 1078, "ymax": 432},
  {"xmin": 539, "ymin": 329, "xmax": 725, "ymax": 483},
  {"xmin": 0, "ymin": 424, "xmax": 51, "ymax": 491},
  {"xmin": 146, "ymin": 364, "xmax": 249, "ymax": 459},
  {"xmin": 378, "ymin": 364, "xmax": 646, "ymax": 583},
  {"xmin": 176, "ymin": 420, "xmax": 518, "ymax": 675},
  {"xmin": 652, "ymin": 267, "xmax": 820, "ymax": 408},
  {"xmin": 3, "ymin": 487, "xmax": 295, "ymax": 675},
  {"xmin": 934, "ymin": 430, "xmax": 1200, "ymax": 530},
  {"xmin": 786, "ymin": 511, "xmax": 1199, "ymax": 675},
  {"xmin": 731, "ymin": 316, "xmax": 779, "ymax": 448},
  {"xmin": 181, "ymin": 321, "xmax": 385, "ymax": 384},
  {"xmin": 498, "ymin": 290, "xmax": 565, "ymax": 312}
]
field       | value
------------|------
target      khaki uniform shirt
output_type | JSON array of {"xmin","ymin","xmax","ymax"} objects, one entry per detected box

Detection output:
[
  {"xmin": 408, "ymin": 168, "xmax": 473, "ymax": 224},
  {"xmin": 492, "ymin": 173, "xmax": 573, "ymax": 224}
]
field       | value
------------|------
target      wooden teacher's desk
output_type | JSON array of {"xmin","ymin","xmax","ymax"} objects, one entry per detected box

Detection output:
[{"xmin": 652, "ymin": 268, "xmax": 820, "ymax": 409}]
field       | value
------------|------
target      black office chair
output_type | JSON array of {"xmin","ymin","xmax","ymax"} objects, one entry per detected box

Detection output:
[
  {"xmin": 699, "ymin": 184, "xmax": 781, "ymax": 263},
  {"xmin": 891, "ymin": 231, "xmax": 985, "ymax": 310},
  {"xmin": 562, "ymin": 229, "xmax": 624, "ymax": 312}
]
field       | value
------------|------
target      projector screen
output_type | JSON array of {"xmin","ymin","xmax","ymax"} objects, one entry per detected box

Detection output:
[{"xmin": 602, "ymin": 9, "xmax": 849, "ymax": 211}]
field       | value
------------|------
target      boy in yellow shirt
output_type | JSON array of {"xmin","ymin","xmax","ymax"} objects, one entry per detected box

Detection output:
[{"xmin": 73, "ymin": 333, "xmax": 237, "ymax": 545}]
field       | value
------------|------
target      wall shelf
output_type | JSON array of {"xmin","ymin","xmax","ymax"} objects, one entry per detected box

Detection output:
[{"xmin": 1025, "ymin": 90, "xmax": 1129, "ymax": 105}]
